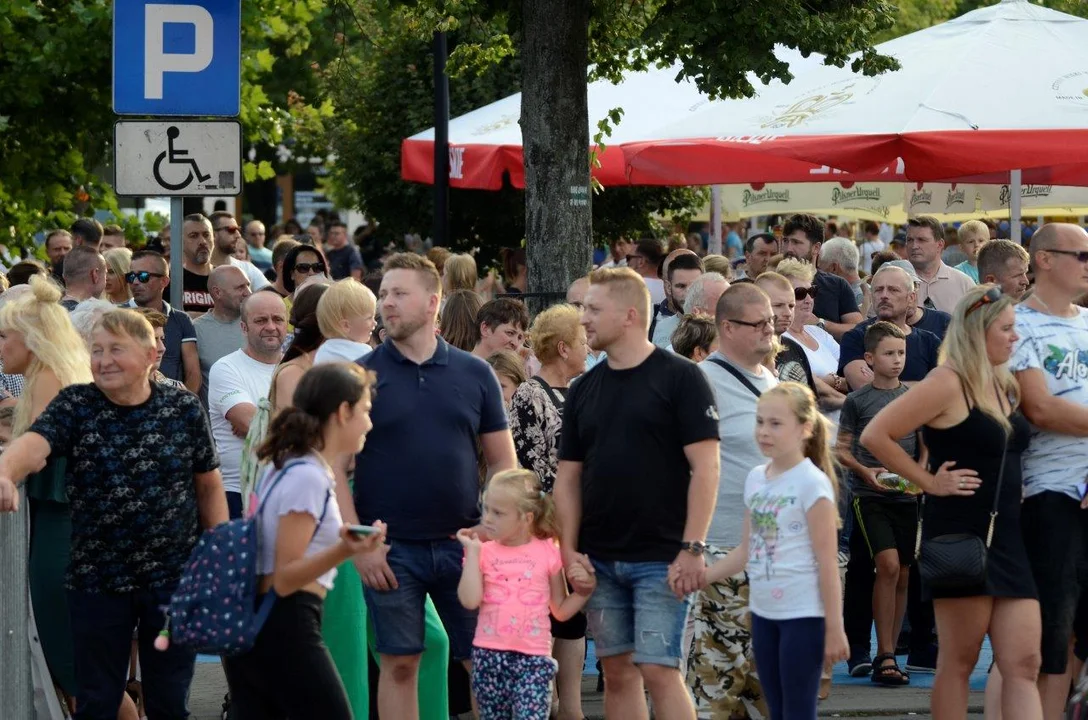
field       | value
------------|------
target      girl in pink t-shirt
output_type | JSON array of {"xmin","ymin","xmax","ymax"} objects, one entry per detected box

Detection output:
[{"xmin": 457, "ymin": 469, "xmax": 594, "ymax": 719}]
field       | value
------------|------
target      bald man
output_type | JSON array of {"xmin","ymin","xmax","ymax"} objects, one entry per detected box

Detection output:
[
  {"xmin": 207, "ymin": 291, "xmax": 287, "ymax": 518},
  {"xmin": 193, "ymin": 265, "xmax": 252, "ymax": 407},
  {"xmin": 1009, "ymin": 224, "xmax": 1088, "ymax": 718}
]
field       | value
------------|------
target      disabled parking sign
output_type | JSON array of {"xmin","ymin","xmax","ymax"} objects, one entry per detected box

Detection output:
[
  {"xmin": 113, "ymin": 0, "xmax": 241, "ymax": 116},
  {"xmin": 113, "ymin": 121, "xmax": 242, "ymax": 196}
]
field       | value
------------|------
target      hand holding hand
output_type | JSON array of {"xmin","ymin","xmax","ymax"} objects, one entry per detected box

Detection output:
[
  {"xmin": 668, "ymin": 551, "xmax": 706, "ymax": 598},
  {"xmin": 567, "ymin": 563, "xmax": 597, "ymax": 595},
  {"xmin": 563, "ymin": 550, "xmax": 596, "ymax": 596},
  {"xmin": 930, "ymin": 461, "xmax": 980, "ymax": 496}
]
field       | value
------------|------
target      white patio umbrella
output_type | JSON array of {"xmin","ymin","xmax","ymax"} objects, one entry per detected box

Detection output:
[
  {"xmin": 404, "ymin": 0, "xmax": 1088, "ymax": 191},
  {"xmin": 623, "ymin": 0, "xmax": 1088, "ymax": 187}
]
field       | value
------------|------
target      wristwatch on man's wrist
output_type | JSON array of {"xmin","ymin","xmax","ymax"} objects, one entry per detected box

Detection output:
[
  {"xmin": 816, "ymin": 318, "xmax": 827, "ymax": 330},
  {"xmin": 680, "ymin": 540, "xmax": 707, "ymax": 556}
]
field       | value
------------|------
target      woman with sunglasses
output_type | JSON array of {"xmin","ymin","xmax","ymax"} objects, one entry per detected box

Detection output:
[
  {"xmin": 861, "ymin": 285, "xmax": 1042, "ymax": 720},
  {"xmin": 777, "ymin": 259, "xmax": 848, "ymax": 419}
]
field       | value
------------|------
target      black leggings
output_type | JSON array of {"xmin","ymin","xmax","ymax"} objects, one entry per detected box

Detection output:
[{"xmin": 224, "ymin": 591, "xmax": 351, "ymax": 720}]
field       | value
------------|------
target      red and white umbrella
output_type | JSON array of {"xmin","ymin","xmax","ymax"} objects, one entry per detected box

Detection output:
[{"xmin": 402, "ymin": 0, "xmax": 1088, "ymax": 189}]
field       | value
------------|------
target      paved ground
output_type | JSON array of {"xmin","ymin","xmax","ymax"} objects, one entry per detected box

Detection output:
[{"xmin": 188, "ymin": 662, "xmax": 984, "ymax": 719}]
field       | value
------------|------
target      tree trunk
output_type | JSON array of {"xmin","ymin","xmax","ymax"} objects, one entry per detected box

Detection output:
[{"xmin": 521, "ymin": 0, "xmax": 592, "ymax": 316}]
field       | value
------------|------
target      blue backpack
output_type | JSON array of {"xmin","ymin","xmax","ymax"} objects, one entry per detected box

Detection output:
[{"xmin": 165, "ymin": 459, "xmax": 329, "ymax": 656}]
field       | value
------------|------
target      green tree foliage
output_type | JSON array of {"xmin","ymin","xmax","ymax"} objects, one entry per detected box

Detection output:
[
  {"xmin": 323, "ymin": 2, "xmax": 706, "ymax": 263},
  {"xmin": 0, "ymin": 0, "xmax": 331, "ymax": 246}
]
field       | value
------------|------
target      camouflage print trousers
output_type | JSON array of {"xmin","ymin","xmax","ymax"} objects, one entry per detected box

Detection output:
[{"xmin": 686, "ymin": 546, "xmax": 766, "ymax": 720}]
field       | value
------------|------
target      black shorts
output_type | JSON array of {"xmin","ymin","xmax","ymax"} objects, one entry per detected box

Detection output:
[
  {"xmin": 550, "ymin": 611, "xmax": 587, "ymax": 641},
  {"xmin": 1022, "ymin": 491, "xmax": 1088, "ymax": 675},
  {"xmin": 853, "ymin": 496, "xmax": 917, "ymax": 566}
]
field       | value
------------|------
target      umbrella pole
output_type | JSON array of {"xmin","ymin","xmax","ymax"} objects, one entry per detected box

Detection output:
[
  {"xmin": 709, "ymin": 185, "xmax": 723, "ymax": 255},
  {"xmin": 1010, "ymin": 169, "xmax": 1022, "ymax": 245}
]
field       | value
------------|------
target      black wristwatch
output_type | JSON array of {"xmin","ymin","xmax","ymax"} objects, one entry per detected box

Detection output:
[{"xmin": 680, "ymin": 540, "xmax": 707, "ymax": 556}]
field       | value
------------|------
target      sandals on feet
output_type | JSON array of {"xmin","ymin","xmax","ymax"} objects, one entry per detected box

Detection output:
[{"xmin": 871, "ymin": 653, "xmax": 910, "ymax": 686}]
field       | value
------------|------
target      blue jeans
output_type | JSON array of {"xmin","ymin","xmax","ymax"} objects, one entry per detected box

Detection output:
[
  {"xmin": 363, "ymin": 538, "xmax": 477, "ymax": 660},
  {"xmin": 68, "ymin": 587, "xmax": 196, "ymax": 720},
  {"xmin": 584, "ymin": 558, "xmax": 691, "ymax": 668},
  {"xmin": 750, "ymin": 614, "xmax": 825, "ymax": 720}
]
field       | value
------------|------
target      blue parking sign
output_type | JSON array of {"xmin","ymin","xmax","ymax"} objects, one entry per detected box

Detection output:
[{"xmin": 113, "ymin": 0, "xmax": 241, "ymax": 116}]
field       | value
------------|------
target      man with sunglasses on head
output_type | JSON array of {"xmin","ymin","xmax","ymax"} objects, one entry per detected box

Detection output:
[
  {"xmin": 127, "ymin": 249, "xmax": 201, "ymax": 393},
  {"xmin": 1010, "ymin": 223, "xmax": 1088, "ymax": 720},
  {"xmin": 182, "ymin": 213, "xmax": 269, "ymax": 316},
  {"xmin": 781, "ymin": 214, "xmax": 863, "ymax": 341}
]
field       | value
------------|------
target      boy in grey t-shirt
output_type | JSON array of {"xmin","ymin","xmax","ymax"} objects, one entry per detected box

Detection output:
[{"xmin": 837, "ymin": 322, "xmax": 922, "ymax": 685}]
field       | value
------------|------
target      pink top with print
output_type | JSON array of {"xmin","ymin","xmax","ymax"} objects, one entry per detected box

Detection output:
[{"xmin": 471, "ymin": 537, "xmax": 562, "ymax": 656}]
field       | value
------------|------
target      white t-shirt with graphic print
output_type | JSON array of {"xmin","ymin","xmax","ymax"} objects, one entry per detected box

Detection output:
[
  {"xmin": 1010, "ymin": 305, "xmax": 1088, "ymax": 501},
  {"xmin": 743, "ymin": 458, "xmax": 836, "ymax": 620}
]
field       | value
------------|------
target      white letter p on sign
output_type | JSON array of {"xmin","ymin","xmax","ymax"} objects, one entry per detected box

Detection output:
[{"xmin": 144, "ymin": 4, "xmax": 214, "ymax": 100}]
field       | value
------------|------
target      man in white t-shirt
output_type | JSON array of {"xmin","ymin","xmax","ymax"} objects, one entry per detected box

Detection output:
[
  {"xmin": 859, "ymin": 221, "xmax": 885, "ymax": 275},
  {"xmin": 691, "ymin": 283, "xmax": 778, "ymax": 716},
  {"xmin": 208, "ymin": 291, "xmax": 287, "ymax": 518},
  {"xmin": 1010, "ymin": 223, "xmax": 1088, "ymax": 718}
]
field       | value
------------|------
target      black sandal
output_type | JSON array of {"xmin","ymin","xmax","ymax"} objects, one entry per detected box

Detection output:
[{"xmin": 871, "ymin": 653, "xmax": 910, "ymax": 686}]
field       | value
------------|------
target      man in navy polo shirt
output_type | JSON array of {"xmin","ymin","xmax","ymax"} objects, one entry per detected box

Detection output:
[{"xmin": 346, "ymin": 252, "xmax": 516, "ymax": 719}]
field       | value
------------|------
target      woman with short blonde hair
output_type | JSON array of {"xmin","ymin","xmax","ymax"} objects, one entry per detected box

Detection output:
[{"xmin": 508, "ymin": 302, "xmax": 589, "ymax": 719}]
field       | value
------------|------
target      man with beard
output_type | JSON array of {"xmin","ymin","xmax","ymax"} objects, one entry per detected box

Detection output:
[
  {"xmin": 182, "ymin": 213, "xmax": 269, "ymax": 315},
  {"xmin": 781, "ymin": 214, "xmax": 862, "ymax": 340},
  {"xmin": 127, "ymin": 249, "xmax": 201, "ymax": 393},
  {"xmin": 346, "ymin": 252, "xmax": 516, "ymax": 720},
  {"xmin": 555, "ymin": 267, "xmax": 720, "ymax": 720},
  {"xmin": 651, "ymin": 252, "xmax": 704, "ymax": 348},
  {"xmin": 207, "ymin": 291, "xmax": 286, "ymax": 518},
  {"xmin": 838, "ymin": 265, "xmax": 941, "ymax": 392}
]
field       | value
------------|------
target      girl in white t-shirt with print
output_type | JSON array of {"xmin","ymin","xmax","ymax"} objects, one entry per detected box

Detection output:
[{"xmin": 698, "ymin": 382, "xmax": 848, "ymax": 720}]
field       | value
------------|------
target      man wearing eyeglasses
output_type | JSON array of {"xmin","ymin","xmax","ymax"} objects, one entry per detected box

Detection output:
[
  {"xmin": 688, "ymin": 283, "xmax": 778, "ymax": 716},
  {"xmin": 1010, "ymin": 223, "xmax": 1088, "ymax": 719},
  {"xmin": 182, "ymin": 213, "xmax": 269, "ymax": 315},
  {"xmin": 126, "ymin": 249, "xmax": 201, "ymax": 394}
]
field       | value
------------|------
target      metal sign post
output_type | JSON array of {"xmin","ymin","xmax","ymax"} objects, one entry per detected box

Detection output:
[{"xmin": 111, "ymin": 0, "xmax": 242, "ymax": 313}]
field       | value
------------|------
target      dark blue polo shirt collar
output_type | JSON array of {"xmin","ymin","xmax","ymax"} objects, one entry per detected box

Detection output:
[{"xmin": 381, "ymin": 334, "xmax": 450, "ymax": 367}]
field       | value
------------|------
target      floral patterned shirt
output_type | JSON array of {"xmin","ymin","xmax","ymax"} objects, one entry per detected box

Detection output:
[
  {"xmin": 29, "ymin": 382, "xmax": 220, "ymax": 592},
  {"xmin": 509, "ymin": 378, "xmax": 565, "ymax": 493}
]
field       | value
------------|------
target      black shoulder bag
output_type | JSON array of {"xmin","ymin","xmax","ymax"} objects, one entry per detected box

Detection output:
[
  {"xmin": 706, "ymin": 357, "xmax": 762, "ymax": 398},
  {"xmin": 915, "ymin": 431, "xmax": 1007, "ymax": 592}
]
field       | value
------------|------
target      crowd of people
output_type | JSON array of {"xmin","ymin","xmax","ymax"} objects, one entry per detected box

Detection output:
[{"xmin": 0, "ymin": 209, "xmax": 1084, "ymax": 720}]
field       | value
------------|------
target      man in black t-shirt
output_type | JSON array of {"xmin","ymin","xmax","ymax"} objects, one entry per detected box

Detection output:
[
  {"xmin": 782, "ymin": 213, "xmax": 863, "ymax": 340},
  {"xmin": 555, "ymin": 267, "xmax": 720, "ymax": 717}
]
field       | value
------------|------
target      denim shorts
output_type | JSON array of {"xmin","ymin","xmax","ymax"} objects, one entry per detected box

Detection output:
[
  {"xmin": 584, "ymin": 558, "xmax": 691, "ymax": 668},
  {"xmin": 363, "ymin": 538, "xmax": 478, "ymax": 661}
]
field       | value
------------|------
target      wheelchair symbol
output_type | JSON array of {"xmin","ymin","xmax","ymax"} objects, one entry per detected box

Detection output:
[{"xmin": 152, "ymin": 126, "xmax": 211, "ymax": 191}]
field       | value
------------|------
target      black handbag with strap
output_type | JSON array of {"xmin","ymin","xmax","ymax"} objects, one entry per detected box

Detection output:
[
  {"xmin": 915, "ymin": 428, "xmax": 1008, "ymax": 592},
  {"xmin": 706, "ymin": 357, "xmax": 763, "ymax": 398}
]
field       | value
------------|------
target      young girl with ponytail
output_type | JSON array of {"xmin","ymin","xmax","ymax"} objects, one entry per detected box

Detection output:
[
  {"xmin": 223, "ymin": 362, "xmax": 387, "ymax": 720},
  {"xmin": 694, "ymin": 381, "xmax": 848, "ymax": 720}
]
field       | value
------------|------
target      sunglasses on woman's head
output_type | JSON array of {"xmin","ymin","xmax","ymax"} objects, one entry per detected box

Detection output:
[
  {"xmin": 294, "ymin": 262, "xmax": 325, "ymax": 274},
  {"xmin": 965, "ymin": 286, "xmax": 1002, "ymax": 316},
  {"xmin": 125, "ymin": 271, "xmax": 165, "ymax": 284},
  {"xmin": 794, "ymin": 285, "xmax": 819, "ymax": 301}
]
